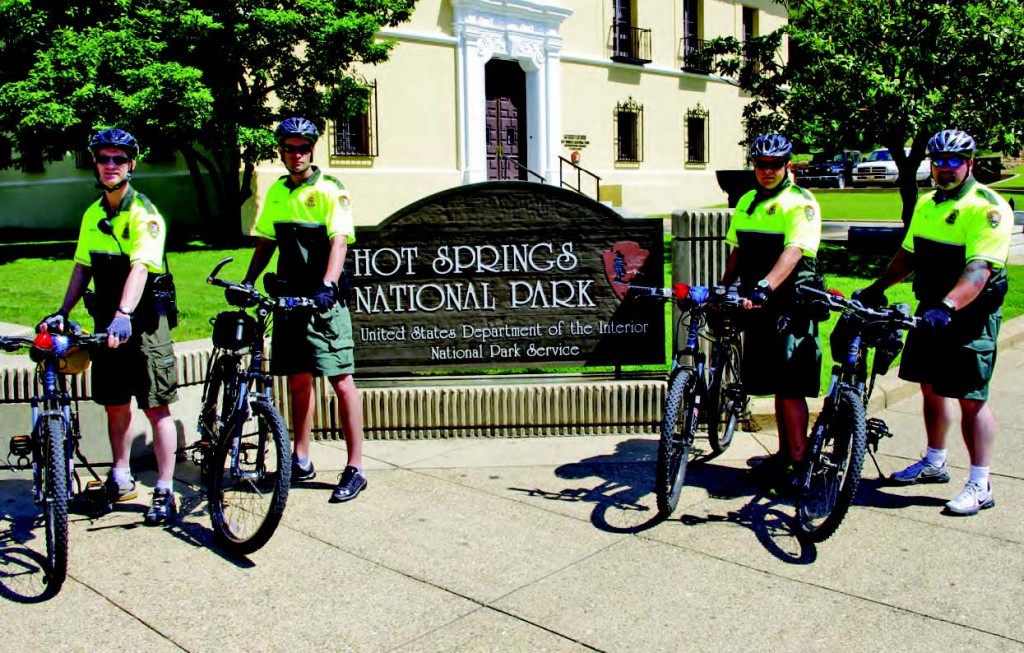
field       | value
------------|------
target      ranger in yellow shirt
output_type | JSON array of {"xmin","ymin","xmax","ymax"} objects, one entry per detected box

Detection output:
[
  {"xmin": 720, "ymin": 134, "xmax": 823, "ymax": 493},
  {"xmin": 42, "ymin": 128, "xmax": 178, "ymax": 526},
  {"xmin": 857, "ymin": 129, "xmax": 1012, "ymax": 516},
  {"xmin": 236, "ymin": 117, "xmax": 366, "ymax": 504}
]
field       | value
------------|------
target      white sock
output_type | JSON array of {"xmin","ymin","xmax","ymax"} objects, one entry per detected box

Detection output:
[
  {"xmin": 968, "ymin": 465, "xmax": 990, "ymax": 488},
  {"xmin": 112, "ymin": 467, "xmax": 133, "ymax": 484},
  {"xmin": 296, "ymin": 455, "xmax": 311, "ymax": 468},
  {"xmin": 155, "ymin": 479, "xmax": 174, "ymax": 493},
  {"xmin": 924, "ymin": 447, "xmax": 946, "ymax": 467}
]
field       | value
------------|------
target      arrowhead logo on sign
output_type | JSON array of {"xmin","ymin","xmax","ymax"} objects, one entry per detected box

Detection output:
[{"xmin": 603, "ymin": 241, "xmax": 649, "ymax": 300}]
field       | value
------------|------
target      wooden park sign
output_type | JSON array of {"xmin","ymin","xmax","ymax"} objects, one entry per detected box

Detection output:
[{"xmin": 350, "ymin": 182, "xmax": 664, "ymax": 373}]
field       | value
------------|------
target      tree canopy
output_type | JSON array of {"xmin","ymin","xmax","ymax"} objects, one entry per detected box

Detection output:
[
  {"xmin": 0, "ymin": 0, "xmax": 417, "ymax": 240},
  {"xmin": 710, "ymin": 0, "xmax": 1024, "ymax": 225}
]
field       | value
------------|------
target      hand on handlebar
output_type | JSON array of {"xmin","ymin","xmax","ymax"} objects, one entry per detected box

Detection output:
[
  {"xmin": 851, "ymin": 284, "xmax": 887, "ymax": 309},
  {"xmin": 225, "ymin": 281, "xmax": 258, "ymax": 308},
  {"xmin": 921, "ymin": 303, "xmax": 954, "ymax": 332},
  {"xmin": 38, "ymin": 311, "xmax": 67, "ymax": 334},
  {"xmin": 107, "ymin": 315, "xmax": 132, "ymax": 348},
  {"xmin": 313, "ymin": 282, "xmax": 338, "ymax": 311}
]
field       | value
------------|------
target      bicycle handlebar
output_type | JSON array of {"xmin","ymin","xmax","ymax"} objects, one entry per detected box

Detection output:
[
  {"xmin": 206, "ymin": 257, "xmax": 319, "ymax": 310},
  {"xmin": 796, "ymin": 286, "xmax": 920, "ymax": 330},
  {"xmin": 0, "ymin": 331, "xmax": 108, "ymax": 354},
  {"xmin": 628, "ymin": 284, "xmax": 746, "ymax": 310}
]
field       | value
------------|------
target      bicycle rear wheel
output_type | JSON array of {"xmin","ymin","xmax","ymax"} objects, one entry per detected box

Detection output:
[
  {"xmin": 656, "ymin": 368, "xmax": 697, "ymax": 516},
  {"xmin": 40, "ymin": 416, "xmax": 69, "ymax": 591},
  {"xmin": 795, "ymin": 387, "xmax": 867, "ymax": 542},
  {"xmin": 208, "ymin": 398, "xmax": 291, "ymax": 555},
  {"xmin": 708, "ymin": 340, "xmax": 743, "ymax": 454}
]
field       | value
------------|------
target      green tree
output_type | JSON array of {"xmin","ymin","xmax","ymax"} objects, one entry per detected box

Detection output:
[
  {"xmin": 710, "ymin": 0, "xmax": 1024, "ymax": 226},
  {"xmin": 0, "ymin": 0, "xmax": 416, "ymax": 242}
]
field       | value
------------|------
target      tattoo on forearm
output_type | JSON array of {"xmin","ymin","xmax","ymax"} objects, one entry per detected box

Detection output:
[{"xmin": 961, "ymin": 260, "xmax": 992, "ymax": 290}]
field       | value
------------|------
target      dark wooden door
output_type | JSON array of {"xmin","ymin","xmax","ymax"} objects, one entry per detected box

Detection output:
[{"xmin": 486, "ymin": 60, "xmax": 526, "ymax": 181}]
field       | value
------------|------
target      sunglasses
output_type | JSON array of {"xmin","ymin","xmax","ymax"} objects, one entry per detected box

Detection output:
[
  {"xmin": 753, "ymin": 158, "xmax": 787, "ymax": 171},
  {"xmin": 95, "ymin": 154, "xmax": 130, "ymax": 165},
  {"xmin": 931, "ymin": 156, "xmax": 966, "ymax": 169},
  {"xmin": 281, "ymin": 143, "xmax": 313, "ymax": 154}
]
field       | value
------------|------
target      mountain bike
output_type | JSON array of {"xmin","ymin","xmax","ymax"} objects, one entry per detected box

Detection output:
[
  {"xmin": 631, "ymin": 283, "xmax": 747, "ymax": 516},
  {"xmin": 186, "ymin": 257, "xmax": 314, "ymax": 555},
  {"xmin": 1, "ymin": 326, "xmax": 108, "ymax": 593},
  {"xmin": 793, "ymin": 286, "xmax": 919, "ymax": 542}
]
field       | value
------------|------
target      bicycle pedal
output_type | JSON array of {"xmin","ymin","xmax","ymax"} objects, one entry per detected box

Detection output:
[
  {"xmin": 78, "ymin": 480, "xmax": 113, "ymax": 517},
  {"xmin": 9, "ymin": 434, "xmax": 32, "ymax": 458}
]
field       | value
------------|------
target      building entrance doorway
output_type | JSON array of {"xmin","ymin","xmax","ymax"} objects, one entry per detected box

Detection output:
[{"xmin": 485, "ymin": 60, "xmax": 527, "ymax": 181}]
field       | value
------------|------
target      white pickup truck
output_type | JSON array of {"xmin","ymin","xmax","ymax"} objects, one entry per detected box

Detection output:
[{"xmin": 852, "ymin": 148, "xmax": 930, "ymax": 187}]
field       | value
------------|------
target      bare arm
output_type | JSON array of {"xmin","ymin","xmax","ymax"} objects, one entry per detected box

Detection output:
[
  {"xmin": 869, "ymin": 248, "xmax": 915, "ymax": 292},
  {"xmin": 763, "ymin": 245, "xmax": 804, "ymax": 290},
  {"xmin": 116, "ymin": 263, "xmax": 149, "ymax": 315},
  {"xmin": 58, "ymin": 263, "xmax": 93, "ymax": 315},
  {"xmin": 242, "ymin": 238, "xmax": 278, "ymax": 285},
  {"xmin": 323, "ymin": 236, "xmax": 348, "ymax": 285},
  {"xmin": 719, "ymin": 248, "xmax": 741, "ymax": 288},
  {"xmin": 945, "ymin": 259, "xmax": 992, "ymax": 309}
]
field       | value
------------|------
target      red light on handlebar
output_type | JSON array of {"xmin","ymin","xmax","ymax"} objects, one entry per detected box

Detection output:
[
  {"xmin": 33, "ymin": 327, "xmax": 54, "ymax": 351},
  {"xmin": 826, "ymin": 288, "xmax": 845, "ymax": 298},
  {"xmin": 672, "ymin": 283, "xmax": 690, "ymax": 301}
]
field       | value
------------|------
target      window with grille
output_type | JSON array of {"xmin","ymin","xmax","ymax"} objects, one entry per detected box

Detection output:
[
  {"xmin": 685, "ymin": 105, "xmax": 709, "ymax": 164},
  {"xmin": 615, "ymin": 98, "xmax": 643, "ymax": 163},
  {"xmin": 333, "ymin": 81, "xmax": 378, "ymax": 157}
]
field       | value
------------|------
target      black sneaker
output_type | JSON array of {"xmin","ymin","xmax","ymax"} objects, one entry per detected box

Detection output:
[
  {"xmin": 104, "ymin": 474, "xmax": 138, "ymax": 503},
  {"xmin": 292, "ymin": 459, "xmax": 316, "ymax": 484},
  {"xmin": 144, "ymin": 488, "xmax": 177, "ymax": 526},
  {"xmin": 330, "ymin": 466, "xmax": 367, "ymax": 503}
]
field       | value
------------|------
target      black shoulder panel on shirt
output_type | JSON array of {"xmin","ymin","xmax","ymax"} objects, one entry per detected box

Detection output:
[
  {"xmin": 136, "ymin": 192, "xmax": 158, "ymax": 215},
  {"xmin": 793, "ymin": 185, "xmax": 814, "ymax": 201},
  {"xmin": 322, "ymin": 174, "xmax": 346, "ymax": 190},
  {"xmin": 976, "ymin": 185, "xmax": 1001, "ymax": 206}
]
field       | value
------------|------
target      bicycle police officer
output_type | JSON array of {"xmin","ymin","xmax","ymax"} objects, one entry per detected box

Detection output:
[
  {"xmin": 235, "ymin": 117, "xmax": 367, "ymax": 503},
  {"xmin": 42, "ymin": 128, "xmax": 179, "ymax": 526},
  {"xmin": 856, "ymin": 129, "xmax": 1012, "ymax": 515},
  {"xmin": 719, "ymin": 133, "xmax": 823, "ymax": 494}
]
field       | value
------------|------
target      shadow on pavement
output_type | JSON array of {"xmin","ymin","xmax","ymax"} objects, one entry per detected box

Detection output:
[{"xmin": 0, "ymin": 478, "xmax": 61, "ymax": 602}]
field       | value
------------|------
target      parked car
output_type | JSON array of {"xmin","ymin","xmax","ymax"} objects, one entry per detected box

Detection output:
[
  {"xmin": 852, "ymin": 148, "xmax": 930, "ymax": 187},
  {"xmin": 795, "ymin": 150, "xmax": 863, "ymax": 189}
]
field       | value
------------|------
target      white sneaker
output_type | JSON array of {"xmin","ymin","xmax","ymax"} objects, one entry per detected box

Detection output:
[
  {"xmin": 944, "ymin": 480, "xmax": 995, "ymax": 516},
  {"xmin": 890, "ymin": 458, "xmax": 950, "ymax": 485}
]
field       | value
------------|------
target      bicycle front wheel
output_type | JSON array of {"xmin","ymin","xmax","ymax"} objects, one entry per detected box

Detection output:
[
  {"xmin": 709, "ymin": 340, "xmax": 743, "ymax": 454},
  {"xmin": 40, "ymin": 416, "xmax": 69, "ymax": 591},
  {"xmin": 656, "ymin": 368, "xmax": 697, "ymax": 516},
  {"xmin": 208, "ymin": 398, "xmax": 292, "ymax": 555},
  {"xmin": 795, "ymin": 387, "xmax": 867, "ymax": 542}
]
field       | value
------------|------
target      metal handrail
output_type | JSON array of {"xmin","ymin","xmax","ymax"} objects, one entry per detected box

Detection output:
[
  {"xmin": 610, "ymin": 21, "xmax": 652, "ymax": 63},
  {"xmin": 558, "ymin": 156, "xmax": 601, "ymax": 201},
  {"xmin": 496, "ymin": 152, "xmax": 545, "ymax": 183},
  {"xmin": 679, "ymin": 36, "xmax": 714, "ymax": 73}
]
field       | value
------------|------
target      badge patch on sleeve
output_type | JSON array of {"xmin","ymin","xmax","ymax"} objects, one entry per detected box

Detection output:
[
  {"xmin": 146, "ymin": 221, "xmax": 161, "ymax": 239},
  {"xmin": 340, "ymin": 197, "xmax": 351, "ymax": 211},
  {"xmin": 805, "ymin": 205, "xmax": 816, "ymax": 221},
  {"xmin": 987, "ymin": 210, "xmax": 1002, "ymax": 228}
]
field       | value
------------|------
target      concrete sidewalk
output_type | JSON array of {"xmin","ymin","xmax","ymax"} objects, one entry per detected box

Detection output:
[{"xmin": 2, "ymin": 342, "xmax": 1023, "ymax": 651}]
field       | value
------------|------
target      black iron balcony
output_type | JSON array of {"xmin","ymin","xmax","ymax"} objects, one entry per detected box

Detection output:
[
  {"xmin": 610, "ymin": 21, "xmax": 652, "ymax": 65},
  {"xmin": 680, "ymin": 36, "xmax": 714, "ymax": 74}
]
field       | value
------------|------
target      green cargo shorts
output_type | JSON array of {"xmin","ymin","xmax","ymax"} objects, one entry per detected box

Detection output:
[
  {"xmin": 900, "ymin": 309, "xmax": 1001, "ymax": 401},
  {"xmin": 90, "ymin": 314, "xmax": 178, "ymax": 409},
  {"xmin": 270, "ymin": 303, "xmax": 355, "ymax": 377},
  {"xmin": 741, "ymin": 310, "xmax": 821, "ymax": 398}
]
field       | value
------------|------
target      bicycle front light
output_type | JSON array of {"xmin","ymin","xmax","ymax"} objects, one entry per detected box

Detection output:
[{"xmin": 672, "ymin": 282, "xmax": 690, "ymax": 301}]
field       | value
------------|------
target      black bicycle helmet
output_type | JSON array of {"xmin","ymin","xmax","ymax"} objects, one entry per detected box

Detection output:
[
  {"xmin": 927, "ymin": 129, "xmax": 976, "ymax": 158},
  {"xmin": 274, "ymin": 117, "xmax": 319, "ymax": 144},
  {"xmin": 749, "ymin": 133, "xmax": 793, "ymax": 159},
  {"xmin": 88, "ymin": 128, "xmax": 139, "ymax": 159}
]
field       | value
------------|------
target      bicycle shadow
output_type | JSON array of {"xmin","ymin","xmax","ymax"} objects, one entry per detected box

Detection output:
[
  {"xmin": 509, "ymin": 437, "xmax": 663, "ymax": 534},
  {"xmin": 853, "ymin": 475, "xmax": 949, "ymax": 510},
  {"xmin": 0, "ymin": 478, "xmax": 64, "ymax": 602},
  {"xmin": 656, "ymin": 460, "xmax": 819, "ymax": 565}
]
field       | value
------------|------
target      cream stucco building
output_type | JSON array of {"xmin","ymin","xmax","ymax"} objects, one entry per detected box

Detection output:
[
  {"xmin": 251, "ymin": 0, "xmax": 786, "ymax": 226},
  {"xmin": 0, "ymin": 0, "xmax": 785, "ymax": 236}
]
